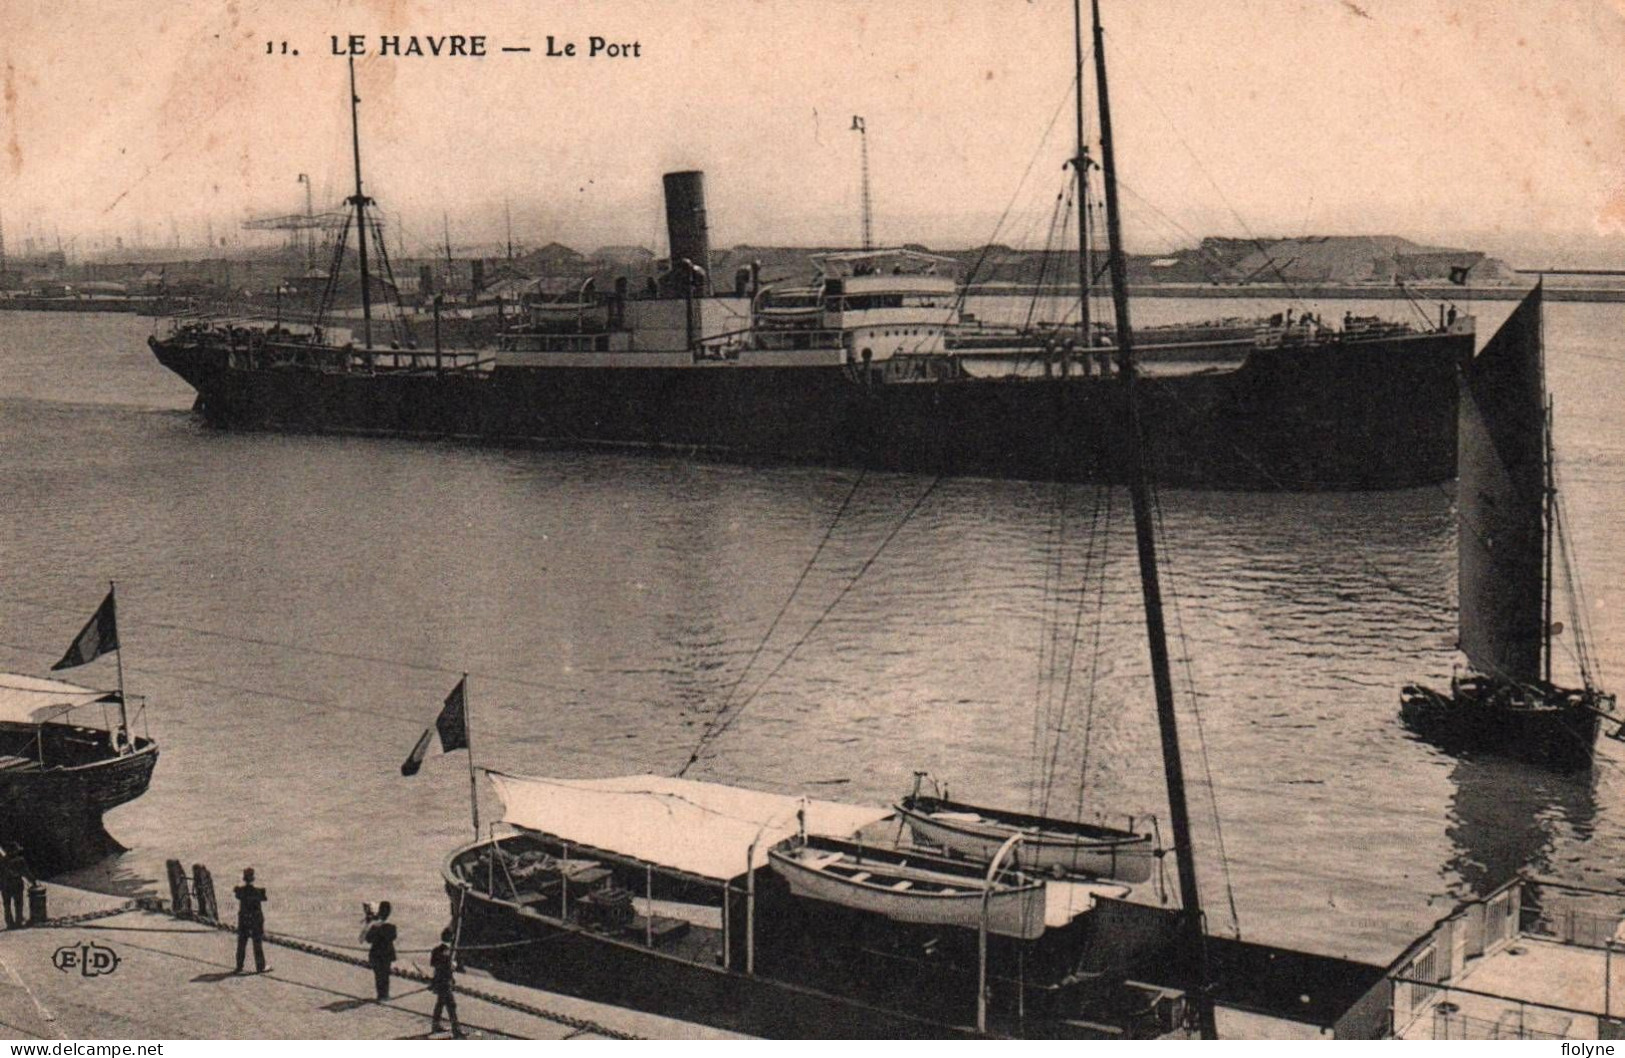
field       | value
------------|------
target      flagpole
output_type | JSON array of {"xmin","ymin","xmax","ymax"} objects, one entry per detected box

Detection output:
[
  {"xmin": 463, "ymin": 674, "xmax": 480, "ymax": 839},
  {"xmin": 110, "ymin": 580, "xmax": 130, "ymax": 749}
]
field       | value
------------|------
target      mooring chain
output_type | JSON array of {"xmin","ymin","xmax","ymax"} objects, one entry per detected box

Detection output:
[
  {"xmin": 30, "ymin": 903, "xmax": 140, "ymax": 927},
  {"xmin": 28, "ymin": 898, "xmax": 640, "ymax": 1040},
  {"xmin": 170, "ymin": 912, "xmax": 643, "ymax": 1040}
]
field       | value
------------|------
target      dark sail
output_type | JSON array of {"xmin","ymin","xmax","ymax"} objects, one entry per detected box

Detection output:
[{"xmin": 1458, "ymin": 285, "xmax": 1546, "ymax": 683}]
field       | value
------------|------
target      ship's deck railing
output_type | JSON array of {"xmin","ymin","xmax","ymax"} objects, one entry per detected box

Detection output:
[
  {"xmin": 241, "ymin": 337, "xmax": 492, "ymax": 376},
  {"xmin": 1521, "ymin": 880, "xmax": 1625, "ymax": 950},
  {"xmin": 1429, "ymin": 1005, "xmax": 1573, "ymax": 1040},
  {"xmin": 751, "ymin": 330, "xmax": 844, "ymax": 350},
  {"xmin": 156, "ymin": 312, "xmax": 304, "ymax": 334},
  {"xmin": 1392, "ymin": 972, "xmax": 1603, "ymax": 1040},
  {"xmin": 1253, "ymin": 320, "xmax": 1422, "ymax": 348},
  {"xmin": 333, "ymin": 349, "xmax": 494, "ymax": 375},
  {"xmin": 499, "ymin": 332, "xmax": 613, "ymax": 354},
  {"xmin": 1387, "ymin": 878, "xmax": 1625, "ymax": 1039}
]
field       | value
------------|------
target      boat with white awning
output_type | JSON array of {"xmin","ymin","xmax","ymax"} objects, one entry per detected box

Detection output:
[
  {"xmin": 0, "ymin": 672, "xmax": 158, "ymax": 873},
  {"xmin": 440, "ymin": 770, "xmax": 1189, "ymax": 1038}
]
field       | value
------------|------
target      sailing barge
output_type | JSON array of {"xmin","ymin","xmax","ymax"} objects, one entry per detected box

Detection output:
[
  {"xmin": 146, "ymin": 38, "xmax": 1474, "ymax": 491},
  {"xmin": 1400, "ymin": 285, "xmax": 1617, "ymax": 770},
  {"xmin": 0, "ymin": 674, "xmax": 157, "ymax": 873}
]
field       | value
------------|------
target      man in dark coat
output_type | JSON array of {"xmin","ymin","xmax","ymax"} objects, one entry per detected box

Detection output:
[
  {"xmin": 429, "ymin": 927, "xmax": 465, "ymax": 1037},
  {"xmin": 361, "ymin": 900, "xmax": 397, "ymax": 1000},
  {"xmin": 233, "ymin": 867, "xmax": 268, "ymax": 973},
  {"xmin": 0, "ymin": 846, "xmax": 34, "ymax": 929}
]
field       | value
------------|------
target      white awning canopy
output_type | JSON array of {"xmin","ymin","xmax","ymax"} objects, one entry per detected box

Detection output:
[
  {"xmin": 0, "ymin": 672, "xmax": 116, "ymax": 725},
  {"xmin": 488, "ymin": 772, "xmax": 894, "ymax": 883}
]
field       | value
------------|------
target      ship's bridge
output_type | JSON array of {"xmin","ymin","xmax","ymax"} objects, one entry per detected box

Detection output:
[
  {"xmin": 755, "ymin": 249, "xmax": 961, "ymax": 359},
  {"xmin": 810, "ymin": 248, "xmax": 959, "ymax": 280}
]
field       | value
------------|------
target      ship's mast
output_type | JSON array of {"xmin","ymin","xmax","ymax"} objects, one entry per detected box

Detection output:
[
  {"xmin": 851, "ymin": 116, "xmax": 873, "ymax": 251},
  {"xmin": 1536, "ymin": 277, "xmax": 1555, "ymax": 686},
  {"xmin": 1543, "ymin": 395, "xmax": 1555, "ymax": 685},
  {"xmin": 347, "ymin": 55, "xmax": 374, "ymax": 349},
  {"xmin": 1071, "ymin": 2, "xmax": 1092, "ymax": 348},
  {"xmin": 297, "ymin": 173, "xmax": 315, "ymax": 275},
  {"xmin": 1087, "ymin": 0, "xmax": 1215, "ymax": 1038}
]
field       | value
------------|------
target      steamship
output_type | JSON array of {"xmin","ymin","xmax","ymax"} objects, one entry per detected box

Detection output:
[{"xmin": 148, "ymin": 71, "xmax": 1473, "ymax": 490}]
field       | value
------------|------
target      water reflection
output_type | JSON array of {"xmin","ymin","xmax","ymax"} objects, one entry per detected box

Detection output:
[{"xmin": 1440, "ymin": 753, "xmax": 1598, "ymax": 896}]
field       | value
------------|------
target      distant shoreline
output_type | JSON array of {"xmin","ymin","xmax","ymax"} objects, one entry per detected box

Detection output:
[
  {"xmin": 965, "ymin": 282, "xmax": 1625, "ymax": 303},
  {"xmin": 2, "ymin": 283, "xmax": 1623, "ymax": 318}
]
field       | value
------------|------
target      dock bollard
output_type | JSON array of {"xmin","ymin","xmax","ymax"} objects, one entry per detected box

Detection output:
[
  {"xmin": 165, "ymin": 859, "xmax": 193, "ymax": 917},
  {"xmin": 192, "ymin": 864, "xmax": 218, "ymax": 924},
  {"xmin": 27, "ymin": 884, "xmax": 47, "ymax": 925}
]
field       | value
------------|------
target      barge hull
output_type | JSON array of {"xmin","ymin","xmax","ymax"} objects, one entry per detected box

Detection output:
[
  {"xmin": 0, "ymin": 724, "xmax": 158, "ymax": 874},
  {"xmin": 448, "ymin": 879, "xmax": 984, "ymax": 1039}
]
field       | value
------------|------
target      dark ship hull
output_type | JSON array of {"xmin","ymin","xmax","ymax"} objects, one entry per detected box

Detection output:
[
  {"xmin": 1399, "ymin": 682, "xmax": 1603, "ymax": 773},
  {"xmin": 149, "ymin": 327, "xmax": 1469, "ymax": 490},
  {"xmin": 0, "ymin": 721, "xmax": 158, "ymax": 874}
]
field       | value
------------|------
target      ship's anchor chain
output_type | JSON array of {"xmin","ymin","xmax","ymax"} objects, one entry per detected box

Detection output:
[{"xmin": 161, "ymin": 906, "xmax": 643, "ymax": 1040}]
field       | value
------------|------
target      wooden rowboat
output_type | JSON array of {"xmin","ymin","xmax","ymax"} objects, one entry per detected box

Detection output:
[
  {"xmin": 895, "ymin": 795, "xmax": 1155, "ymax": 883},
  {"xmin": 767, "ymin": 833, "xmax": 1047, "ymax": 940},
  {"xmin": 0, "ymin": 674, "xmax": 158, "ymax": 873}
]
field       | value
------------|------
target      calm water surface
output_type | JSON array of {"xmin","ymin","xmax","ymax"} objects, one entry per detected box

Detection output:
[{"xmin": 0, "ymin": 297, "xmax": 1620, "ymax": 968}]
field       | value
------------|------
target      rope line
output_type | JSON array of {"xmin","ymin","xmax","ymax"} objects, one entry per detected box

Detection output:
[
  {"xmin": 1105, "ymin": 37, "xmax": 1308, "ymax": 306},
  {"xmin": 1032, "ymin": 482, "xmax": 1075, "ymax": 811},
  {"xmin": 1070, "ymin": 486, "xmax": 1115, "ymax": 822},
  {"xmin": 1027, "ymin": 482, "xmax": 1069, "ymax": 812},
  {"xmin": 1039, "ymin": 483, "xmax": 1111, "ymax": 820},
  {"xmin": 678, "ymin": 468, "xmax": 869, "ymax": 776},
  {"xmin": 0, "ymin": 590, "xmax": 577, "ymax": 698},
  {"xmin": 681, "ymin": 476, "xmax": 943, "ymax": 775},
  {"xmin": 1149, "ymin": 477, "xmax": 1242, "ymax": 939},
  {"xmin": 956, "ymin": 72, "xmax": 1078, "ymax": 299}
]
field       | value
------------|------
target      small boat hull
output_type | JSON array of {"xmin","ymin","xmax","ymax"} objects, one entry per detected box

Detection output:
[
  {"xmin": 1399, "ymin": 681, "xmax": 1607, "ymax": 773},
  {"xmin": 769, "ymin": 836, "xmax": 1047, "ymax": 940},
  {"xmin": 0, "ymin": 721, "xmax": 158, "ymax": 874},
  {"xmin": 896, "ymin": 797, "xmax": 1155, "ymax": 883}
]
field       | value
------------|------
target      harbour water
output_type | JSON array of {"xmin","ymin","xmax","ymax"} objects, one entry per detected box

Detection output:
[{"xmin": 0, "ymin": 296, "xmax": 1620, "ymax": 972}]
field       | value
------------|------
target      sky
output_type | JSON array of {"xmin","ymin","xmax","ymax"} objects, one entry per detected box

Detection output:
[{"xmin": 2, "ymin": 0, "xmax": 1624, "ymax": 263}]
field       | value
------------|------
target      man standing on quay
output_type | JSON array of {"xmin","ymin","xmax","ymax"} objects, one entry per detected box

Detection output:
[
  {"xmin": 430, "ymin": 927, "xmax": 465, "ymax": 1038},
  {"xmin": 233, "ymin": 867, "xmax": 269, "ymax": 974},
  {"xmin": 0, "ymin": 845, "xmax": 34, "ymax": 929},
  {"xmin": 362, "ymin": 900, "xmax": 397, "ymax": 1001}
]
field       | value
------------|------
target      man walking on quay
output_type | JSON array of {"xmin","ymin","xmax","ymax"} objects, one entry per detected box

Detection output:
[
  {"xmin": 233, "ymin": 867, "xmax": 269, "ymax": 974},
  {"xmin": 361, "ymin": 900, "xmax": 397, "ymax": 1001},
  {"xmin": 430, "ymin": 927, "xmax": 465, "ymax": 1038},
  {"xmin": 0, "ymin": 845, "xmax": 34, "ymax": 929}
]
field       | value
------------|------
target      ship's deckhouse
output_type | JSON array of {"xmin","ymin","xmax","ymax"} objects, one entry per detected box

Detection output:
[{"xmin": 756, "ymin": 249, "xmax": 959, "ymax": 360}]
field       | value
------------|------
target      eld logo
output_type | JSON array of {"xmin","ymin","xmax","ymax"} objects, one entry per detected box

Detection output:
[{"xmin": 52, "ymin": 941, "xmax": 120, "ymax": 977}]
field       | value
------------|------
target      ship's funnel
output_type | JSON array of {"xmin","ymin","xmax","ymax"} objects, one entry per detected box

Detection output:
[{"xmin": 661, "ymin": 170, "xmax": 711, "ymax": 297}]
